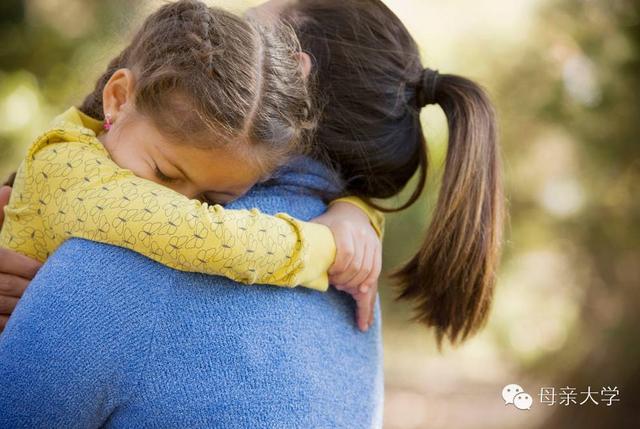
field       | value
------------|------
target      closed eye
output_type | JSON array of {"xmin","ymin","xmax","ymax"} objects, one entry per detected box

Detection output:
[{"xmin": 154, "ymin": 164, "xmax": 176, "ymax": 183}]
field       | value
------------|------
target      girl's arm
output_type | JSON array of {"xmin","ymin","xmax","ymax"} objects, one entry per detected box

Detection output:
[{"xmin": 4, "ymin": 140, "xmax": 335, "ymax": 291}]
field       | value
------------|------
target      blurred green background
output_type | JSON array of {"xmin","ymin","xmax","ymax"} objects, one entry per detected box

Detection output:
[{"xmin": 1, "ymin": 1, "xmax": 638, "ymax": 427}]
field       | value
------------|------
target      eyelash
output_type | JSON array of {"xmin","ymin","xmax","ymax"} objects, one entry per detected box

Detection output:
[{"xmin": 154, "ymin": 165, "xmax": 174, "ymax": 182}]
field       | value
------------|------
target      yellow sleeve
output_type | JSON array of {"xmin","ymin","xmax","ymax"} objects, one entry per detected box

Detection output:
[
  {"xmin": 328, "ymin": 196, "xmax": 386, "ymax": 239},
  {"xmin": 17, "ymin": 141, "xmax": 336, "ymax": 291}
]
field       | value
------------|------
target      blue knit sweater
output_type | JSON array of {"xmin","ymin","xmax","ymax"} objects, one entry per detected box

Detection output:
[{"xmin": 0, "ymin": 157, "xmax": 384, "ymax": 428}]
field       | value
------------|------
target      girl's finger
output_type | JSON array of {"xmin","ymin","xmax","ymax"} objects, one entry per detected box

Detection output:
[
  {"xmin": 368, "ymin": 283, "xmax": 378, "ymax": 327},
  {"xmin": 329, "ymin": 234, "xmax": 355, "ymax": 277},
  {"xmin": 341, "ymin": 239, "xmax": 374, "ymax": 291},
  {"xmin": 330, "ymin": 236, "xmax": 364, "ymax": 286},
  {"xmin": 359, "ymin": 241, "xmax": 382, "ymax": 293},
  {"xmin": 330, "ymin": 282, "xmax": 361, "ymax": 301},
  {"xmin": 332, "ymin": 283, "xmax": 344, "ymax": 291},
  {"xmin": 355, "ymin": 294, "xmax": 370, "ymax": 332},
  {"xmin": 331, "ymin": 283, "xmax": 351, "ymax": 292}
]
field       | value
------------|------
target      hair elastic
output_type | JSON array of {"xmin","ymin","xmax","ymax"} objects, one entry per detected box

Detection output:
[{"xmin": 417, "ymin": 68, "xmax": 440, "ymax": 107}]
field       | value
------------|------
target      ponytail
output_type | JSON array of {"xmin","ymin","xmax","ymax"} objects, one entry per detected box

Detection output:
[
  {"xmin": 392, "ymin": 71, "xmax": 504, "ymax": 348},
  {"xmin": 283, "ymin": 0, "xmax": 504, "ymax": 348}
]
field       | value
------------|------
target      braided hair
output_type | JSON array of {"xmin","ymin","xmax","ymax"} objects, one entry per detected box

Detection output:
[{"xmin": 80, "ymin": 0, "xmax": 314, "ymax": 171}]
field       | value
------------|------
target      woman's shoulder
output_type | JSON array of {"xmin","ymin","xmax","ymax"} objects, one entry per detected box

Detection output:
[
  {"xmin": 28, "ymin": 238, "xmax": 167, "ymax": 319},
  {"xmin": 38, "ymin": 238, "xmax": 171, "ymax": 297},
  {"xmin": 228, "ymin": 155, "xmax": 343, "ymax": 220},
  {"xmin": 20, "ymin": 239, "xmax": 169, "ymax": 340}
]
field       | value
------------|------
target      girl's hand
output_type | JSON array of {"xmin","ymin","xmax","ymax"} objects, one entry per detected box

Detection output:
[
  {"xmin": 340, "ymin": 280, "xmax": 379, "ymax": 333},
  {"xmin": 312, "ymin": 201, "xmax": 382, "ymax": 332},
  {"xmin": 0, "ymin": 186, "xmax": 42, "ymax": 331}
]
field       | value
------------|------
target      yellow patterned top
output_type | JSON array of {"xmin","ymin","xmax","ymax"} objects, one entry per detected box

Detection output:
[{"xmin": 0, "ymin": 107, "xmax": 383, "ymax": 291}]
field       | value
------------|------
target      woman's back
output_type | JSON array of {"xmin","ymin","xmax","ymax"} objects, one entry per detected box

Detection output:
[{"xmin": 0, "ymin": 157, "xmax": 383, "ymax": 428}]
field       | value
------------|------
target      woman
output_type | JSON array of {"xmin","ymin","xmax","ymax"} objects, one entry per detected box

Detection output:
[
  {"xmin": 0, "ymin": 0, "xmax": 502, "ymax": 426},
  {"xmin": 261, "ymin": 0, "xmax": 503, "ymax": 346},
  {"xmin": 0, "ymin": 158, "xmax": 384, "ymax": 427},
  {"xmin": 0, "ymin": 6, "xmax": 385, "ymax": 427}
]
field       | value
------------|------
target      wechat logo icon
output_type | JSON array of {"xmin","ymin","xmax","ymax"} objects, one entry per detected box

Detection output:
[{"xmin": 502, "ymin": 383, "xmax": 533, "ymax": 410}]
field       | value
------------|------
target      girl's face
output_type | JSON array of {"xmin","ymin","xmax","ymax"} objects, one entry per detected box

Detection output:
[
  {"xmin": 101, "ymin": 114, "xmax": 262, "ymax": 205},
  {"xmin": 100, "ymin": 69, "xmax": 263, "ymax": 205}
]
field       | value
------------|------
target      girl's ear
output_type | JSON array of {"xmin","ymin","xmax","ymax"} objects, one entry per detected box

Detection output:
[
  {"xmin": 297, "ymin": 52, "xmax": 312, "ymax": 80},
  {"xmin": 101, "ymin": 68, "xmax": 136, "ymax": 120}
]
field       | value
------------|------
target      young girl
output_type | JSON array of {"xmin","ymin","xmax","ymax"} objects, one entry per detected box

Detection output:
[
  {"xmin": 253, "ymin": 0, "xmax": 505, "ymax": 347},
  {"xmin": 0, "ymin": 1, "xmax": 383, "ymax": 329}
]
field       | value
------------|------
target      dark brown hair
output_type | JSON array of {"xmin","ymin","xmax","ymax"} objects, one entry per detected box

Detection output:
[
  {"xmin": 284, "ymin": 0, "xmax": 505, "ymax": 348},
  {"xmin": 80, "ymin": 0, "xmax": 313, "ymax": 173}
]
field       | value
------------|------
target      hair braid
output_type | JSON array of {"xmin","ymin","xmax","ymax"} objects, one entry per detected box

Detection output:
[{"xmin": 75, "ymin": 0, "xmax": 311, "ymax": 174}]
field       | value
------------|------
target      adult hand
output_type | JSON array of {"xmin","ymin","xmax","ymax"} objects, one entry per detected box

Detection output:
[{"xmin": 0, "ymin": 186, "xmax": 42, "ymax": 331}]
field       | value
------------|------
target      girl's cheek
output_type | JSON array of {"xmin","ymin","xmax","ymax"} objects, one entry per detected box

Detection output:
[{"xmin": 108, "ymin": 146, "xmax": 155, "ymax": 183}]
